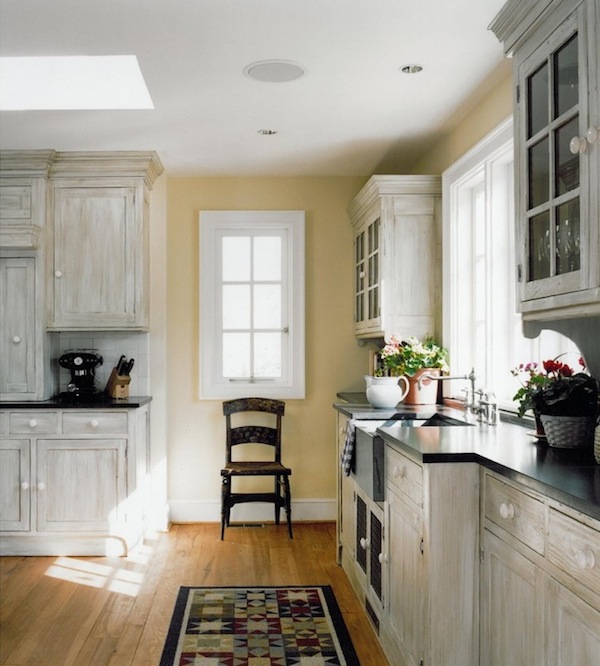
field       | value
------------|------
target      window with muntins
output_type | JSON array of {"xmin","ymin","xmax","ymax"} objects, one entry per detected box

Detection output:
[
  {"xmin": 443, "ymin": 118, "xmax": 580, "ymax": 412},
  {"xmin": 199, "ymin": 210, "xmax": 305, "ymax": 399}
]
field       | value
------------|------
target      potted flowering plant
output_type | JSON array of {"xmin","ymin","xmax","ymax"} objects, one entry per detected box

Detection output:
[
  {"xmin": 376, "ymin": 335, "xmax": 449, "ymax": 405},
  {"xmin": 378, "ymin": 335, "xmax": 449, "ymax": 377},
  {"xmin": 511, "ymin": 357, "xmax": 597, "ymax": 418},
  {"xmin": 512, "ymin": 356, "xmax": 599, "ymax": 447}
]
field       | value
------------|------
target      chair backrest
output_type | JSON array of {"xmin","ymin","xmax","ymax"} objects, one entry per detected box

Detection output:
[{"xmin": 223, "ymin": 398, "xmax": 285, "ymax": 463}]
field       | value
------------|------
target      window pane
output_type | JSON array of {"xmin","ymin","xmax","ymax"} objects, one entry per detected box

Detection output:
[
  {"xmin": 554, "ymin": 33, "xmax": 578, "ymax": 118},
  {"xmin": 527, "ymin": 63, "xmax": 548, "ymax": 138},
  {"xmin": 555, "ymin": 115, "xmax": 579, "ymax": 195},
  {"xmin": 222, "ymin": 237, "xmax": 250, "ymax": 281},
  {"xmin": 556, "ymin": 199, "xmax": 580, "ymax": 274},
  {"xmin": 528, "ymin": 137, "xmax": 549, "ymax": 209},
  {"xmin": 222, "ymin": 285, "xmax": 250, "ymax": 328},
  {"xmin": 254, "ymin": 237, "xmax": 281, "ymax": 280},
  {"xmin": 254, "ymin": 284, "xmax": 281, "ymax": 329},
  {"xmin": 254, "ymin": 332, "xmax": 281, "ymax": 377},
  {"xmin": 223, "ymin": 332, "xmax": 250, "ymax": 377},
  {"xmin": 529, "ymin": 211, "xmax": 551, "ymax": 281}
]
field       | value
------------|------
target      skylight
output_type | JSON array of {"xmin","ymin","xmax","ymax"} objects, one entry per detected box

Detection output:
[{"xmin": 0, "ymin": 55, "xmax": 154, "ymax": 110}]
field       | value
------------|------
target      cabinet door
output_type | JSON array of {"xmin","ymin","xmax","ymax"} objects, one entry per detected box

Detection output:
[
  {"xmin": 36, "ymin": 439, "xmax": 126, "ymax": 532},
  {"xmin": 354, "ymin": 216, "xmax": 381, "ymax": 334},
  {"xmin": 385, "ymin": 486, "xmax": 423, "ymax": 666},
  {"xmin": 480, "ymin": 529, "xmax": 546, "ymax": 665},
  {"xmin": 0, "ymin": 439, "xmax": 31, "ymax": 531},
  {"xmin": 515, "ymin": 1, "xmax": 599, "ymax": 316},
  {"xmin": 0, "ymin": 257, "xmax": 35, "ymax": 397},
  {"xmin": 50, "ymin": 185, "xmax": 143, "ymax": 329},
  {"xmin": 340, "ymin": 461, "xmax": 356, "ymax": 561},
  {"xmin": 547, "ymin": 577, "xmax": 600, "ymax": 666}
]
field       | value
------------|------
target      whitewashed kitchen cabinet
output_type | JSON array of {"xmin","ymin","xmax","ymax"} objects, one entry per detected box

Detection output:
[
  {"xmin": 0, "ymin": 151, "xmax": 56, "ymax": 401},
  {"xmin": 481, "ymin": 470, "xmax": 600, "ymax": 666},
  {"xmin": 480, "ymin": 530, "xmax": 545, "ymax": 665},
  {"xmin": 0, "ymin": 150, "xmax": 54, "ymax": 249},
  {"xmin": 491, "ymin": 0, "xmax": 600, "ymax": 320},
  {"xmin": 47, "ymin": 152, "xmax": 163, "ymax": 330},
  {"xmin": 336, "ymin": 413, "xmax": 356, "ymax": 566},
  {"xmin": 352, "ymin": 486, "xmax": 385, "ymax": 628},
  {"xmin": 381, "ymin": 448, "xmax": 479, "ymax": 666},
  {"xmin": 349, "ymin": 176, "xmax": 441, "ymax": 340},
  {"xmin": 0, "ymin": 404, "xmax": 150, "ymax": 556}
]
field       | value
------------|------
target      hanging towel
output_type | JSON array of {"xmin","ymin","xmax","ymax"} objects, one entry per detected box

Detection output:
[{"xmin": 340, "ymin": 420, "xmax": 356, "ymax": 477}]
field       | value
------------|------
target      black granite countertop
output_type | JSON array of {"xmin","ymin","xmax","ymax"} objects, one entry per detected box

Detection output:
[
  {"xmin": 0, "ymin": 396, "xmax": 152, "ymax": 409},
  {"xmin": 334, "ymin": 398, "xmax": 600, "ymax": 521}
]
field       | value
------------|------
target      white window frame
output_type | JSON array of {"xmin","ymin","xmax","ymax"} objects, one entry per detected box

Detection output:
[
  {"xmin": 443, "ymin": 117, "xmax": 580, "ymax": 412},
  {"xmin": 199, "ymin": 210, "xmax": 305, "ymax": 399}
]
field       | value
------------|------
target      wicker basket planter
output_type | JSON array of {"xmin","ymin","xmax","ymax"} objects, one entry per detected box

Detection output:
[{"xmin": 540, "ymin": 415, "xmax": 596, "ymax": 449}]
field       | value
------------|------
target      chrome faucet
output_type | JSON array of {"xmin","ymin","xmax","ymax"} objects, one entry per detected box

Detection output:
[
  {"xmin": 416, "ymin": 368, "xmax": 497, "ymax": 424},
  {"xmin": 417, "ymin": 367, "xmax": 477, "ymax": 407}
]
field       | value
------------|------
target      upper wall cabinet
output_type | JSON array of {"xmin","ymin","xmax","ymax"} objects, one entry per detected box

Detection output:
[
  {"xmin": 0, "ymin": 151, "xmax": 55, "ymax": 249},
  {"xmin": 349, "ymin": 176, "xmax": 441, "ymax": 341},
  {"xmin": 47, "ymin": 152, "xmax": 163, "ymax": 331},
  {"xmin": 491, "ymin": 0, "xmax": 600, "ymax": 321}
]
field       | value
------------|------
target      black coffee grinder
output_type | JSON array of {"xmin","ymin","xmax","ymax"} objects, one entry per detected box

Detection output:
[{"xmin": 58, "ymin": 350, "xmax": 104, "ymax": 402}]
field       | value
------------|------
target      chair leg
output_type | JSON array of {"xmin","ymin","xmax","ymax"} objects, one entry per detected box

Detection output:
[
  {"xmin": 274, "ymin": 476, "xmax": 282, "ymax": 525},
  {"xmin": 220, "ymin": 477, "xmax": 230, "ymax": 540},
  {"xmin": 283, "ymin": 476, "xmax": 293, "ymax": 539}
]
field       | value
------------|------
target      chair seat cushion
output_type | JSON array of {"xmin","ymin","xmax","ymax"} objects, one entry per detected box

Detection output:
[{"xmin": 221, "ymin": 461, "xmax": 291, "ymax": 476}]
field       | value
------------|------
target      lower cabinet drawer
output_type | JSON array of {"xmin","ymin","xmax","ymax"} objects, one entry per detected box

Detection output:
[
  {"xmin": 548, "ymin": 508, "xmax": 600, "ymax": 592},
  {"xmin": 9, "ymin": 412, "xmax": 59, "ymax": 434},
  {"xmin": 385, "ymin": 446, "xmax": 423, "ymax": 506},
  {"xmin": 62, "ymin": 412, "xmax": 128, "ymax": 435},
  {"xmin": 484, "ymin": 474, "xmax": 545, "ymax": 555}
]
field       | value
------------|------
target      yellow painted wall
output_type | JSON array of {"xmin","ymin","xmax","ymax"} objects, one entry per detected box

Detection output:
[
  {"xmin": 165, "ymin": 60, "xmax": 514, "ymax": 521},
  {"xmin": 166, "ymin": 176, "xmax": 371, "ymax": 519}
]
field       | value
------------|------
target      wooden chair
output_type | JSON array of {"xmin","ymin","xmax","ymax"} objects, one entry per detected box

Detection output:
[{"xmin": 220, "ymin": 398, "xmax": 292, "ymax": 539}]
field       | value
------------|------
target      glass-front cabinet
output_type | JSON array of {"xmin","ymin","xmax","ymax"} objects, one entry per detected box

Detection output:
[
  {"xmin": 492, "ymin": 0, "xmax": 600, "ymax": 319},
  {"xmin": 349, "ymin": 176, "xmax": 441, "ymax": 340},
  {"xmin": 354, "ymin": 215, "xmax": 381, "ymax": 334}
]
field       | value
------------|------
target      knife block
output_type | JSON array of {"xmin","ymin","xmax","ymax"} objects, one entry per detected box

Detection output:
[{"xmin": 105, "ymin": 369, "xmax": 131, "ymax": 399}]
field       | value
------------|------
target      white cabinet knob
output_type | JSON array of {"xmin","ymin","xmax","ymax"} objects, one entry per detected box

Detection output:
[
  {"xmin": 12, "ymin": 336, "xmax": 21, "ymax": 344},
  {"xmin": 575, "ymin": 548, "xmax": 596, "ymax": 570},
  {"xmin": 37, "ymin": 482, "xmax": 45, "ymax": 491},
  {"xmin": 89, "ymin": 419, "xmax": 99, "ymax": 428},
  {"xmin": 569, "ymin": 135, "xmax": 588, "ymax": 154},
  {"xmin": 359, "ymin": 537, "xmax": 370, "ymax": 550},
  {"xmin": 587, "ymin": 126, "xmax": 599, "ymax": 144},
  {"xmin": 28, "ymin": 419, "xmax": 37, "ymax": 428},
  {"xmin": 55, "ymin": 270, "xmax": 63, "ymax": 278},
  {"xmin": 378, "ymin": 552, "xmax": 388, "ymax": 564},
  {"xmin": 499, "ymin": 502, "xmax": 515, "ymax": 519},
  {"xmin": 21, "ymin": 482, "xmax": 29, "ymax": 491}
]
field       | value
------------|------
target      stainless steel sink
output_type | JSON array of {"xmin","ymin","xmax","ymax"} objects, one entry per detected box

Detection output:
[{"xmin": 352, "ymin": 412, "xmax": 473, "ymax": 501}]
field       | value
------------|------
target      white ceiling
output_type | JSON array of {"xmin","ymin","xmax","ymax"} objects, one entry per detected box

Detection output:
[{"xmin": 0, "ymin": 0, "xmax": 508, "ymax": 177}]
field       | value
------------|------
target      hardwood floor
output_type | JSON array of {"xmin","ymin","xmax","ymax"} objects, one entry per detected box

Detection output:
[{"xmin": 0, "ymin": 522, "xmax": 389, "ymax": 665}]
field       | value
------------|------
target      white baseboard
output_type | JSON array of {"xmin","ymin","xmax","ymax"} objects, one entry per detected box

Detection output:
[{"xmin": 169, "ymin": 498, "xmax": 336, "ymax": 524}]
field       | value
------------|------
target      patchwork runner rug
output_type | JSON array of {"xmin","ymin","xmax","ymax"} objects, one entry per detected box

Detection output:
[{"xmin": 159, "ymin": 585, "xmax": 360, "ymax": 665}]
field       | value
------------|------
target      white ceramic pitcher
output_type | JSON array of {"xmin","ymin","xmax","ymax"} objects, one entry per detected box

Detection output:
[{"xmin": 364, "ymin": 375, "xmax": 410, "ymax": 409}]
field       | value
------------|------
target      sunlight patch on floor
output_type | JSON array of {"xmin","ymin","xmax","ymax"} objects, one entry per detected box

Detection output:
[{"xmin": 44, "ymin": 554, "xmax": 146, "ymax": 596}]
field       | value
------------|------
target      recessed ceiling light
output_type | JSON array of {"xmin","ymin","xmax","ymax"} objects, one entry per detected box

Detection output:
[
  {"xmin": 243, "ymin": 60, "xmax": 305, "ymax": 83},
  {"xmin": 0, "ymin": 55, "xmax": 153, "ymax": 110},
  {"xmin": 400, "ymin": 64, "xmax": 423, "ymax": 74}
]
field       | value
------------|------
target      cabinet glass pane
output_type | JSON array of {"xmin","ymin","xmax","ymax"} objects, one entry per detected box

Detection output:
[
  {"xmin": 528, "ymin": 137, "xmax": 549, "ymax": 209},
  {"xmin": 368, "ymin": 285, "xmax": 379, "ymax": 320},
  {"xmin": 527, "ymin": 63, "xmax": 548, "ymax": 138},
  {"xmin": 555, "ymin": 116, "xmax": 580, "ymax": 195},
  {"xmin": 554, "ymin": 33, "xmax": 578, "ymax": 118},
  {"xmin": 254, "ymin": 332, "xmax": 281, "ymax": 376},
  {"xmin": 222, "ymin": 237, "xmax": 250, "ymax": 281},
  {"xmin": 556, "ymin": 199, "xmax": 580, "ymax": 275},
  {"xmin": 253, "ymin": 237, "xmax": 281, "ymax": 281},
  {"xmin": 529, "ymin": 211, "xmax": 551, "ymax": 280},
  {"xmin": 223, "ymin": 333, "xmax": 250, "ymax": 377}
]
